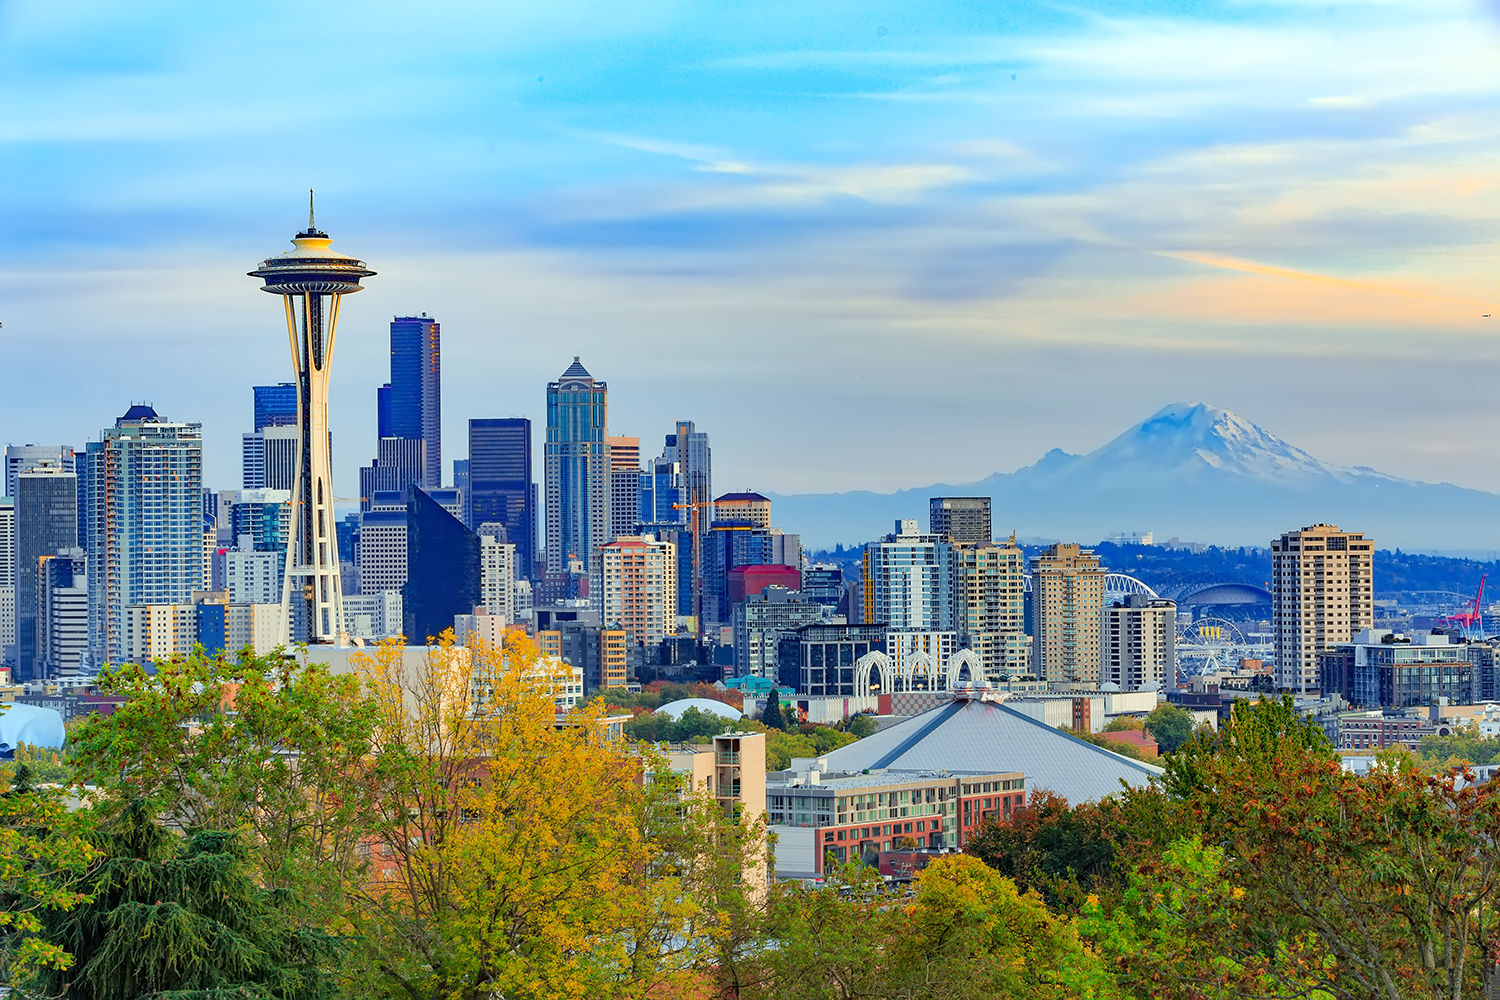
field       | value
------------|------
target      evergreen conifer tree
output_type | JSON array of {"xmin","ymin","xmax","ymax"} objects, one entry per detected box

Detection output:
[
  {"xmin": 32, "ymin": 802, "xmax": 340, "ymax": 1000},
  {"xmin": 760, "ymin": 692, "xmax": 788, "ymax": 731}
]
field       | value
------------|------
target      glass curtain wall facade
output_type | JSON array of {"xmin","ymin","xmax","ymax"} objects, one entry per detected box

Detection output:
[
  {"xmin": 545, "ymin": 359, "xmax": 608, "ymax": 584},
  {"xmin": 469, "ymin": 418, "xmax": 535, "ymax": 580}
]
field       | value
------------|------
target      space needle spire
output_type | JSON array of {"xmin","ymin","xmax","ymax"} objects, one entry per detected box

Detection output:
[{"xmin": 249, "ymin": 202, "xmax": 375, "ymax": 644}]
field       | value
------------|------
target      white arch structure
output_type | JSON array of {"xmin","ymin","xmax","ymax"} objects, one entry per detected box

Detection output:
[{"xmin": 854, "ymin": 648, "xmax": 986, "ymax": 699}]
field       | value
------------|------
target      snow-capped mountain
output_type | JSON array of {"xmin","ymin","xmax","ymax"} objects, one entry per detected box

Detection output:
[{"xmin": 768, "ymin": 403, "xmax": 1500, "ymax": 550}]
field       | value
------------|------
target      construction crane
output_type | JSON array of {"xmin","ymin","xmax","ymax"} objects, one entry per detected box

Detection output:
[
  {"xmin": 1439, "ymin": 574, "xmax": 1487, "ymax": 640},
  {"xmin": 670, "ymin": 496, "xmax": 762, "ymax": 637}
]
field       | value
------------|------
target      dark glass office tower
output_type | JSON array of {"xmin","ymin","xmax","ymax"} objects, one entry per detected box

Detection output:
[
  {"xmin": 252, "ymin": 383, "xmax": 297, "ymax": 430},
  {"xmin": 469, "ymin": 418, "xmax": 535, "ymax": 580},
  {"xmin": 402, "ymin": 487, "xmax": 479, "ymax": 644},
  {"xmin": 15, "ymin": 463, "xmax": 77, "ymax": 681},
  {"xmin": 377, "ymin": 315, "xmax": 441, "ymax": 489}
]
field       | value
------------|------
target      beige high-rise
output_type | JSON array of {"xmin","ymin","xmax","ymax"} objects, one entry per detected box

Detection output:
[
  {"xmin": 1030, "ymin": 543, "xmax": 1105, "ymax": 687},
  {"xmin": 1272, "ymin": 523, "xmax": 1374, "ymax": 693},
  {"xmin": 600, "ymin": 534, "xmax": 677, "ymax": 650},
  {"xmin": 956, "ymin": 537, "xmax": 1028, "ymax": 680}
]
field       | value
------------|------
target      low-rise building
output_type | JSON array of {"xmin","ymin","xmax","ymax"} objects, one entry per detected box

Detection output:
[
  {"xmin": 1320, "ymin": 630, "xmax": 1471, "ymax": 709},
  {"xmin": 766, "ymin": 765, "xmax": 1023, "ymax": 876}
]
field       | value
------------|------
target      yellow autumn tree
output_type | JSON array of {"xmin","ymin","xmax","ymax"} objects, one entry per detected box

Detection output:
[{"xmin": 341, "ymin": 630, "xmax": 756, "ymax": 1000}]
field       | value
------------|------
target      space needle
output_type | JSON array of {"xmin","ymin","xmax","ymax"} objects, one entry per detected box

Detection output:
[{"xmin": 249, "ymin": 194, "xmax": 375, "ymax": 643}]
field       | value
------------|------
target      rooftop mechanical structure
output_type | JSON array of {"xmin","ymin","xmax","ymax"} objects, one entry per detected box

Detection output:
[{"xmin": 248, "ymin": 195, "xmax": 375, "ymax": 643}]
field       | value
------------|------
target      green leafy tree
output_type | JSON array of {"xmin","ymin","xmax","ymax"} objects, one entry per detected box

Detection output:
[
  {"xmin": 1102, "ymin": 715, "xmax": 1144, "ymax": 733},
  {"xmin": 31, "ymin": 802, "xmax": 341, "ymax": 1000},
  {"xmin": 965, "ymin": 789, "xmax": 1122, "ymax": 907},
  {"xmin": 0, "ymin": 762, "xmax": 100, "ymax": 984},
  {"xmin": 842, "ymin": 713, "xmax": 877, "ymax": 739},
  {"xmin": 68, "ymin": 648, "xmax": 379, "ymax": 923},
  {"xmin": 1143, "ymin": 703, "xmax": 1194, "ymax": 754}
]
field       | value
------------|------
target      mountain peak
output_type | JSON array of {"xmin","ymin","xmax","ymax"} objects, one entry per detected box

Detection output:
[{"xmin": 1094, "ymin": 402, "xmax": 1337, "ymax": 483}]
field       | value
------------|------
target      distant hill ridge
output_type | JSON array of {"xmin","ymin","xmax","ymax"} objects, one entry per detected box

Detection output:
[{"xmin": 768, "ymin": 403, "xmax": 1500, "ymax": 551}]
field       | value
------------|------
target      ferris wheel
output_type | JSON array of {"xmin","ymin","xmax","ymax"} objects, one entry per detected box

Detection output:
[{"xmin": 1176, "ymin": 617, "xmax": 1253, "ymax": 674}]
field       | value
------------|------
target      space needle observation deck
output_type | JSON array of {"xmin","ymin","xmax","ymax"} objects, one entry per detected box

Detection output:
[{"xmin": 248, "ymin": 194, "xmax": 375, "ymax": 644}]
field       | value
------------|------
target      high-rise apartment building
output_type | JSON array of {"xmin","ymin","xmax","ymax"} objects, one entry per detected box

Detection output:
[
  {"xmin": 476, "ymin": 523, "xmax": 516, "ymax": 624},
  {"xmin": 5, "ymin": 445, "xmax": 75, "ymax": 502},
  {"xmin": 600, "ymin": 534, "xmax": 676, "ymax": 650},
  {"xmin": 15, "ymin": 462, "xmax": 77, "ymax": 680},
  {"xmin": 229, "ymin": 489, "xmax": 291, "ymax": 553},
  {"xmin": 1030, "ymin": 543, "xmax": 1106, "ymax": 688},
  {"xmin": 1103, "ymin": 595, "xmax": 1177, "ymax": 691},
  {"xmin": 863, "ymin": 519, "xmax": 956, "ymax": 632},
  {"xmin": 469, "ymin": 418, "xmax": 535, "ymax": 580},
  {"xmin": 82, "ymin": 406, "xmax": 205, "ymax": 666},
  {"xmin": 37, "ymin": 548, "xmax": 88, "ymax": 677},
  {"xmin": 545, "ymin": 358, "xmax": 609, "ymax": 584},
  {"xmin": 377, "ymin": 315, "xmax": 441, "ymax": 489},
  {"xmin": 608, "ymin": 437, "xmax": 640, "ymax": 543},
  {"xmin": 1272, "ymin": 523, "xmax": 1374, "ymax": 693},
  {"xmin": 930, "ymin": 497, "xmax": 991, "ymax": 545},
  {"xmin": 955, "ymin": 537, "xmax": 1028, "ymax": 680}
]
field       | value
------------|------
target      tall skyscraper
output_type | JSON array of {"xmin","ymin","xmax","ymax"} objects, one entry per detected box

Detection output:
[
  {"xmin": 1030, "ymin": 543, "xmax": 1106, "ymax": 687},
  {"xmin": 639, "ymin": 455, "xmax": 681, "ymax": 524},
  {"xmin": 0, "ymin": 498, "xmax": 13, "ymax": 665},
  {"xmin": 545, "ymin": 359, "xmax": 609, "ymax": 586},
  {"xmin": 608, "ymin": 437, "xmax": 640, "ymax": 543},
  {"xmin": 469, "ymin": 418, "xmax": 534, "ymax": 579},
  {"xmin": 930, "ymin": 497, "xmax": 992, "ymax": 545},
  {"xmin": 249, "ymin": 200, "xmax": 374, "ymax": 643},
  {"xmin": 1272, "ymin": 523, "xmax": 1374, "ymax": 693},
  {"xmin": 252, "ymin": 383, "xmax": 298, "ymax": 430},
  {"xmin": 15, "ymin": 461, "xmax": 77, "ymax": 680},
  {"xmin": 665, "ymin": 421, "xmax": 711, "ymax": 619},
  {"xmin": 403, "ymin": 487, "xmax": 479, "ymax": 644},
  {"xmin": 82, "ymin": 406, "xmax": 204, "ymax": 666},
  {"xmin": 377, "ymin": 315, "xmax": 441, "ymax": 489},
  {"xmin": 5, "ymin": 445, "xmax": 75, "ymax": 502},
  {"xmin": 242, "ymin": 425, "xmax": 299, "ymax": 490}
]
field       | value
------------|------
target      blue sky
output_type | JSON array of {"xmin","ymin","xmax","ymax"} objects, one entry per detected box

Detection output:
[{"xmin": 1, "ymin": 0, "xmax": 1499, "ymax": 505}]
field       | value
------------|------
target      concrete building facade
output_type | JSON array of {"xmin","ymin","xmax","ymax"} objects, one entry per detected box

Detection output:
[
  {"xmin": 1272, "ymin": 523, "xmax": 1374, "ymax": 693},
  {"xmin": 600, "ymin": 534, "xmax": 676, "ymax": 650},
  {"xmin": 1030, "ymin": 543, "xmax": 1106, "ymax": 687},
  {"xmin": 929, "ymin": 496, "xmax": 991, "ymax": 545},
  {"xmin": 1102, "ymin": 594, "xmax": 1177, "ymax": 691}
]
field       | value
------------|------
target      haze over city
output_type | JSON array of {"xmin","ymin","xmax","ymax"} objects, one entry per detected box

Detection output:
[{"xmin": 3, "ymin": 0, "xmax": 1500, "ymax": 518}]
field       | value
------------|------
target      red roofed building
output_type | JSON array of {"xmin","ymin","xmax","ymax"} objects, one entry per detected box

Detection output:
[{"xmin": 728, "ymin": 564, "xmax": 801, "ymax": 609}]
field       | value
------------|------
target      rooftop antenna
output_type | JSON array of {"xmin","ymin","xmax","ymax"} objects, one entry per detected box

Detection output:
[{"xmin": 308, "ymin": 189, "xmax": 315, "ymax": 231}]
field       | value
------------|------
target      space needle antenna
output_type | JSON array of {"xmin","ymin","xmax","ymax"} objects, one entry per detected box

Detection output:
[{"xmin": 308, "ymin": 189, "xmax": 315, "ymax": 231}]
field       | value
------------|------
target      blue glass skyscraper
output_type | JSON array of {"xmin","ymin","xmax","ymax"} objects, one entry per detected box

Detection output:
[
  {"xmin": 469, "ymin": 418, "xmax": 535, "ymax": 580},
  {"xmin": 545, "ymin": 358, "xmax": 608, "ymax": 582},
  {"xmin": 377, "ymin": 315, "xmax": 441, "ymax": 489},
  {"xmin": 252, "ymin": 383, "xmax": 297, "ymax": 431}
]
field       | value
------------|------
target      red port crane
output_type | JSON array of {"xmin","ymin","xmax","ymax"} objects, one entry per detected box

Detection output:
[{"xmin": 1439, "ymin": 574, "xmax": 1487, "ymax": 639}]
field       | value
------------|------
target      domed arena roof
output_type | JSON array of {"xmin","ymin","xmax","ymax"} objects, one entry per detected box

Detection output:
[
  {"xmin": 0, "ymin": 703, "xmax": 66, "ymax": 752},
  {"xmin": 657, "ymin": 697, "xmax": 744, "ymax": 722}
]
